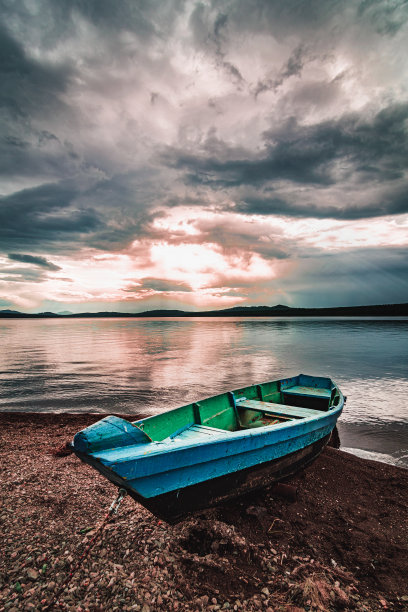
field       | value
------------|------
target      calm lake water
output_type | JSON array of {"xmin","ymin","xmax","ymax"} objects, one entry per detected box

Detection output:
[{"xmin": 1, "ymin": 317, "xmax": 407, "ymax": 468}]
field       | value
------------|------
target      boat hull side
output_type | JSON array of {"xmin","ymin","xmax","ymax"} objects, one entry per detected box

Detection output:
[
  {"xmin": 120, "ymin": 434, "xmax": 331, "ymax": 522},
  {"xmin": 127, "ymin": 421, "xmax": 334, "ymax": 497},
  {"xmin": 75, "ymin": 430, "xmax": 332, "ymax": 523},
  {"xmin": 92, "ymin": 402, "xmax": 342, "ymax": 490}
]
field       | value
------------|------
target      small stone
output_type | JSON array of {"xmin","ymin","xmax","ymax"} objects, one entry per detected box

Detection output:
[
  {"xmin": 261, "ymin": 588, "xmax": 269, "ymax": 596},
  {"xmin": 26, "ymin": 568, "xmax": 39, "ymax": 581}
]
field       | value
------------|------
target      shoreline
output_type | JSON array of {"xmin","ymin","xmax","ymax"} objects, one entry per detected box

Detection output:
[
  {"xmin": 3, "ymin": 412, "xmax": 407, "ymax": 470},
  {"xmin": 1, "ymin": 301, "xmax": 408, "ymax": 319},
  {"xmin": 1, "ymin": 413, "xmax": 407, "ymax": 611}
]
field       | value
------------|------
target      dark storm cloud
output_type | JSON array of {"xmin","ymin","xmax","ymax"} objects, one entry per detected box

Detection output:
[
  {"xmin": 0, "ymin": 22, "xmax": 81, "ymax": 185},
  {"xmin": 64, "ymin": 0, "xmax": 157, "ymax": 36},
  {"xmin": 0, "ymin": 167, "xmax": 175, "ymax": 255},
  {"xmin": 0, "ymin": 0, "xmax": 183, "ymax": 186},
  {"xmin": 0, "ymin": 183, "xmax": 101, "ymax": 252},
  {"xmin": 0, "ymin": 266, "xmax": 47, "ymax": 283},
  {"xmin": 357, "ymin": 0, "xmax": 408, "ymax": 35},
  {"xmin": 0, "ymin": 0, "xmax": 171, "ymax": 46},
  {"xmin": 163, "ymin": 102, "xmax": 408, "ymax": 218},
  {"xmin": 0, "ymin": 22, "xmax": 73, "ymax": 177},
  {"xmin": 8, "ymin": 253, "xmax": 61, "ymax": 271},
  {"xmin": 0, "ymin": 24, "xmax": 72, "ymax": 115},
  {"xmin": 78, "ymin": 171, "xmax": 173, "ymax": 251},
  {"xmin": 0, "ymin": 128, "xmax": 83, "ymax": 183},
  {"xmin": 236, "ymin": 188, "xmax": 408, "ymax": 220},
  {"xmin": 168, "ymin": 102, "xmax": 408, "ymax": 187},
  {"xmin": 219, "ymin": 0, "xmax": 408, "ymax": 38}
]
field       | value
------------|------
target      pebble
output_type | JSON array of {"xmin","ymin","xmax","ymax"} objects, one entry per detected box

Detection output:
[{"xmin": 26, "ymin": 568, "xmax": 39, "ymax": 580}]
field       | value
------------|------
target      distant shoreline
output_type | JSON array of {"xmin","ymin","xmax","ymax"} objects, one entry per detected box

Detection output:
[{"xmin": 1, "ymin": 302, "xmax": 408, "ymax": 318}]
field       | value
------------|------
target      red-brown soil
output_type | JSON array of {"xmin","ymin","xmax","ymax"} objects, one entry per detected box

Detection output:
[{"xmin": 0, "ymin": 413, "xmax": 407, "ymax": 611}]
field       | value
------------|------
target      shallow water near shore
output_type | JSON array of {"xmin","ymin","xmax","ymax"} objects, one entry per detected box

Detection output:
[{"xmin": 1, "ymin": 316, "xmax": 407, "ymax": 467}]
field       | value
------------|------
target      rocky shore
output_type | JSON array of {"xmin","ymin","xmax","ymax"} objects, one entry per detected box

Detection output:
[{"xmin": 0, "ymin": 413, "xmax": 407, "ymax": 611}]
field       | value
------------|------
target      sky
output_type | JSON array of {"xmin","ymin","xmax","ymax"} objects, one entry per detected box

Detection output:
[{"xmin": 1, "ymin": 0, "xmax": 408, "ymax": 313}]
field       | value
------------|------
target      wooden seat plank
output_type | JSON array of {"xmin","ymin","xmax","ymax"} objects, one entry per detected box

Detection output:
[
  {"xmin": 283, "ymin": 385, "xmax": 331, "ymax": 399},
  {"xmin": 237, "ymin": 399, "xmax": 319, "ymax": 419}
]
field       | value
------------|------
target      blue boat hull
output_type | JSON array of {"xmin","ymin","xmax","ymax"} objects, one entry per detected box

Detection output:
[
  {"xmin": 76, "ymin": 432, "xmax": 331, "ymax": 522},
  {"xmin": 73, "ymin": 374, "xmax": 344, "ymax": 522}
]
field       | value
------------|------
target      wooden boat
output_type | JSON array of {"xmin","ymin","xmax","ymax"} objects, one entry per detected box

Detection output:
[{"xmin": 73, "ymin": 374, "xmax": 344, "ymax": 523}]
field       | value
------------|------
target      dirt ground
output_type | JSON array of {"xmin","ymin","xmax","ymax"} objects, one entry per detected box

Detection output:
[{"xmin": 0, "ymin": 413, "xmax": 407, "ymax": 611}]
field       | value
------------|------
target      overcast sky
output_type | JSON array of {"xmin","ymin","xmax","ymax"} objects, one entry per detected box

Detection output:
[{"xmin": 1, "ymin": 0, "xmax": 407, "ymax": 313}]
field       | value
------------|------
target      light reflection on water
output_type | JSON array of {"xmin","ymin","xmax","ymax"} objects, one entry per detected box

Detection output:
[{"xmin": 0, "ymin": 317, "xmax": 407, "ymax": 467}]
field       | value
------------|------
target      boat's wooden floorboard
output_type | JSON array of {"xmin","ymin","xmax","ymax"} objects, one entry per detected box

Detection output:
[{"xmin": 174, "ymin": 424, "xmax": 226, "ymax": 441}]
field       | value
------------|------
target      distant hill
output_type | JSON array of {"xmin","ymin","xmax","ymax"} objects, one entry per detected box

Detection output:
[
  {"xmin": 1, "ymin": 303, "xmax": 408, "ymax": 318},
  {"xmin": 0, "ymin": 309, "xmax": 23, "ymax": 315}
]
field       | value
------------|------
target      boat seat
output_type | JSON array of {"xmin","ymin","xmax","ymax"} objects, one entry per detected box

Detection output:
[
  {"xmin": 282, "ymin": 385, "xmax": 331, "ymax": 400},
  {"xmin": 236, "ymin": 399, "xmax": 319, "ymax": 419}
]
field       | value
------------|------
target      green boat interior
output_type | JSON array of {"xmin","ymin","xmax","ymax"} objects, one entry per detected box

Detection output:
[{"xmin": 134, "ymin": 375, "xmax": 341, "ymax": 443}]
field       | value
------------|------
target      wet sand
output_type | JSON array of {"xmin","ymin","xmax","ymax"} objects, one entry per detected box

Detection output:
[{"xmin": 1, "ymin": 413, "xmax": 407, "ymax": 611}]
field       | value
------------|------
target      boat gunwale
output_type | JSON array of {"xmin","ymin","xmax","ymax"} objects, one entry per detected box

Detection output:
[{"xmin": 90, "ymin": 392, "xmax": 344, "ymax": 464}]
